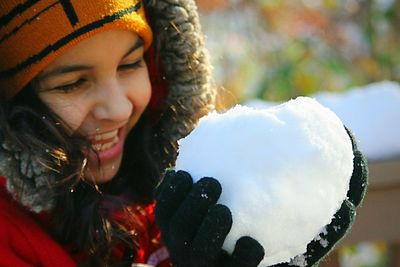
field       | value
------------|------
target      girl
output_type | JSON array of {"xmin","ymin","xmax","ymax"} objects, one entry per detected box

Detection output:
[{"xmin": 0, "ymin": 0, "xmax": 367, "ymax": 266}]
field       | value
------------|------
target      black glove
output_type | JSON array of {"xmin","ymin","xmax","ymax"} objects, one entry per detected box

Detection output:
[
  {"xmin": 154, "ymin": 170, "xmax": 265, "ymax": 267},
  {"xmin": 272, "ymin": 126, "xmax": 368, "ymax": 267}
]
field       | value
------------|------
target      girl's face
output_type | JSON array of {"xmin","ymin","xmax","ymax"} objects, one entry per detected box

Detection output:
[{"xmin": 36, "ymin": 30, "xmax": 151, "ymax": 183}]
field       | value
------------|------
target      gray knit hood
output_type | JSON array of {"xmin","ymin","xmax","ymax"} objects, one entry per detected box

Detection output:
[{"xmin": 0, "ymin": 0, "xmax": 216, "ymax": 213}]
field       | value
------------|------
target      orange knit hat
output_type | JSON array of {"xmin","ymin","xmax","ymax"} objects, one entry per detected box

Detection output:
[{"xmin": 0, "ymin": 0, "xmax": 153, "ymax": 99}]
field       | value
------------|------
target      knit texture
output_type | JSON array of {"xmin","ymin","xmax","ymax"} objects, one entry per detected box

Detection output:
[
  {"xmin": 144, "ymin": 0, "xmax": 216, "ymax": 169},
  {"xmin": 0, "ymin": 0, "xmax": 216, "ymax": 213},
  {"xmin": 0, "ymin": 0, "xmax": 153, "ymax": 98}
]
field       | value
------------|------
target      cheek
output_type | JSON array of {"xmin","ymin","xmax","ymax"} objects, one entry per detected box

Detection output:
[
  {"xmin": 124, "ymin": 71, "xmax": 152, "ymax": 132},
  {"xmin": 39, "ymin": 93, "xmax": 90, "ymax": 132},
  {"xmin": 128, "ymin": 69, "xmax": 152, "ymax": 112},
  {"xmin": 140, "ymin": 80, "xmax": 152, "ymax": 110}
]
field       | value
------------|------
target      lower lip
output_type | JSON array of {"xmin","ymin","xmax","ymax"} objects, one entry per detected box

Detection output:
[{"xmin": 87, "ymin": 128, "xmax": 125, "ymax": 162}]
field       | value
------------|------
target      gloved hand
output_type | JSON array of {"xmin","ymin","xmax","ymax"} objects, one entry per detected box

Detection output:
[
  {"xmin": 272, "ymin": 126, "xmax": 368, "ymax": 267},
  {"xmin": 154, "ymin": 170, "xmax": 265, "ymax": 267}
]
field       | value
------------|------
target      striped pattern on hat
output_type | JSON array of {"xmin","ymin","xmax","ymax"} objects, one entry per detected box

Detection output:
[{"xmin": 0, "ymin": 0, "xmax": 153, "ymax": 99}]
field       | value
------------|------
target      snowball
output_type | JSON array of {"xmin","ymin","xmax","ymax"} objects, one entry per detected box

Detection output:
[
  {"xmin": 246, "ymin": 81, "xmax": 400, "ymax": 160},
  {"xmin": 314, "ymin": 81, "xmax": 400, "ymax": 160},
  {"xmin": 175, "ymin": 97, "xmax": 354, "ymax": 266}
]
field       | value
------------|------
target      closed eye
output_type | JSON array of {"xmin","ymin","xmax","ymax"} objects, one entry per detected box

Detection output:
[
  {"xmin": 118, "ymin": 59, "xmax": 144, "ymax": 71},
  {"xmin": 54, "ymin": 78, "xmax": 87, "ymax": 92}
]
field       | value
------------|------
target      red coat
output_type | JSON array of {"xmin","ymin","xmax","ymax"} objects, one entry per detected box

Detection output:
[{"xmin": 0, "ymin": 177, "xmax": 170, "ymax": 267}]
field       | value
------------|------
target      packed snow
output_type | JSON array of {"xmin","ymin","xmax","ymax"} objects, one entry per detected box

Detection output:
[
  {"xmin": 246, "ymin": 81, "xmax": 400, "ymax": 160},
  {"xmin": 175, "ymin": 97, "xmax": 354, "ymax": 266}
]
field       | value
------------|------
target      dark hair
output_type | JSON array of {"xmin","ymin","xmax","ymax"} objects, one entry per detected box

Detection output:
[{"xmin": 0, "ymin": 84, "xmax": 161, "ymax": 266}]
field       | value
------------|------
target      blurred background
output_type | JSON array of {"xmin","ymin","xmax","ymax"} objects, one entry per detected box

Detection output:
[{"xmin": 196, "ymin": 0, "xmax": 400, "ymax": 266}]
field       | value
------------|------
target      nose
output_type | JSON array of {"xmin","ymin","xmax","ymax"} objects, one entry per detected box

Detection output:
[{"xmin": 92, "ymin": 79, "xmax": 133, "ymax": 122}]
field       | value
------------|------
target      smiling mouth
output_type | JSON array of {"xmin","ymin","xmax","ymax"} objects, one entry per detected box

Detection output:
[{"xmin": 89, "ymin": 129, "xmax": 119, "ymax": 152}]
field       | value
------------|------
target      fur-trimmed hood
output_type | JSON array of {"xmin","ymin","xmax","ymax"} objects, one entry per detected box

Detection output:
[{"xmin": 0, "ymin": 0, "xmax": 216, "ymax": 212}]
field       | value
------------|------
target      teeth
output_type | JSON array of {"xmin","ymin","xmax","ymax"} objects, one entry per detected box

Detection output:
[
  {"xmin": 101, "ymin": 142, "xmax": 113, "ymax": 150},
  {"xmin": 93, "ymin": 129, "xmax": 118, "ymax": 141},
  {"xmin": 93, "ymin": 144, "xmax": 102, "ymax": 151},
  {"xmin": 92, "ymin": 135, "xmax": 119, "ymax": 152}
]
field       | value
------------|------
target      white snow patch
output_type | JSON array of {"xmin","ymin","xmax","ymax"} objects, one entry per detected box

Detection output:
[
  {"xmin": 246, "ymin": 81, "xmax": 400, "ymax": 160},
  {"xmin": 290, "ymin": 254, "xmax": 308, "ymax": 267},
  {"xmin": 175, "ymin": 97, "xmax": 353, "ymax": 266},
  {"xmin": 314, "ymin": 81, "xmax": 400, "ymax": 160}
]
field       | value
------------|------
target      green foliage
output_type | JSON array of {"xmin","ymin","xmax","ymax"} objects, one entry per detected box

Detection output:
[{"xmin": 201, "ymin": 0, "xmax": 400, "ymax": 103}]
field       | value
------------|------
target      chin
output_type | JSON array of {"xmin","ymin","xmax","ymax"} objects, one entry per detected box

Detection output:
[{"xmin": 85, "ymin": 154, "xmax": 123, "ymax": 184}]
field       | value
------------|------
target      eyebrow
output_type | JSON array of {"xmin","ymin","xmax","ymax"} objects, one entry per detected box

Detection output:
[
  {"xmin": 38, "ymin": 38, "xmax": 145, "ymax": 81},
  {"xmin": 123, "ymin": 38, "xmax": 144, "ymax": 58}
]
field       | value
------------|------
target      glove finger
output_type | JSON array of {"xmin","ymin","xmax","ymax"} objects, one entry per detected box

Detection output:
[
  {"xmin": 154, "ymin": 169, "xmax": 175, "ymax": 199},
  {"xmin": 270, "ymin": 263, "xmax": 291, "ymax": 267},
  {"xmin": 226, "ymin": 236, "xmax": 265, "ymax": 267},
  {"xmin": 326, "ymin": 200, "xmax": 356, "ymax": 245},
  {"xmin": 348, "ymin": 149, "xmax": 368, "ymax": 207},
  {"xmin": 344, "ymin": 126, "xmax": 368, "ymax": 207},
  {"xmin": 191, "ymin": 204, "xmax": 233, "ymax": 267},
  {"xmin": 168, "ymin": 177, "xmax": 222, "ymax": 254},
  {"xmin": 154, "ymin": 170, "xmax": 193, "ymax": 234},
  {"xmin": 344, "ymin": 125, "xmax": 358, "ymax": 151},
  {"xmin": 305, "ymin": 200, "xmax": 355, "ymax": 266}
]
